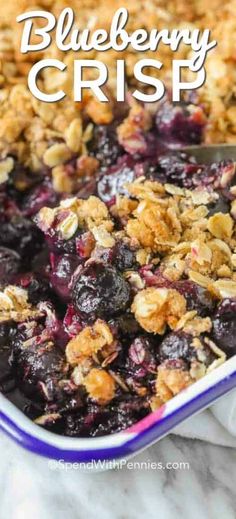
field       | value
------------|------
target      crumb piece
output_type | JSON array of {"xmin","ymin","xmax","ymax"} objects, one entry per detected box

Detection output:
[
  {"xmin": 131, "ymin": 287, "xmax": 186, "ymax": 334},
  {"xmin": 190, "ymin": 239, "xmax": 212, "ymax": 266},
  {"xmin": 72, "ymin": 358, "xmax": 94, "ymax": 386},
  {"xmin": 83, "ymin": 368, "xmax": 116, "ymax": 404},
  {"xmin": 51, "ymin": 165, "xmax": 74, "ymax": 194},
  {"xmin": 126, "ymin": 198, "xmax": 181, "ymax": 252},
  {"xmin": 65, "ymin": 118, "xmax": 82, "ymax": 153},
  {"xmin": 43, "ymin": 143, "xmax": 72, "ymax": 167},
  {"xmin": 125, "ymin": 271, "xmax": 145, "ymax": 290},
  {"xmin": 126, "ymin": 179, "xmax": 165, "ymax": 200},
  {"xmin": 161, "ymin": 254, "xmax": 185, "ymax": 281},
  {"xmin": 66, "ymin": 320, "xmax": 113, "ymax": 366},
  {"xmin": 211, "ymin": 279, "xmax": 236, "ymax": 298},
  {"xmin": 86, "ymin": 97, "xmax": 113, "ymax": 124},
  {"xmin": 190, "ymin": 361, "xmax": 206, "ymax": 380},
  {"xmin": 35, "ymin": 206, "xmax": 56, "ymax": 232},
  {"xmin": 0, "ymin": 285, "xmax": 42, "ymax": 322},
  {"xmin": 37, "ymin": 195, "xmax": 114, "ymax": 238},
  {"xmin": 182, "ymin": 315, "xmax": 212, "ymax": 336},
  {"xmin": 136, "ymin": 248, "xmax": 152, "ymax": 266},
  {"xmin": 92, "ymin": 225, "xmax": 115, "ymax": 248},
  {"xmin": 189, "ymin": 188, "xmax": 215, "ymax": 206},
  {"xmin": 150, "ymin": 395, "xmax": 164, "ymax": 411},
  {"xmin": 111, "ymin": 197, "xmax": 138, "ymax": 221},
  {"xmin": 35, "ymin": 413, "xmax": 61, "ymax": 426},
  {"xmin": 117, "ymin": 99, "xmax": 152, "ymax": 153},
  {"xmin": 207, "ymin": 212, "xmax": 233, "ymax": 239},
  {"xmin": 0, "ymin": 156, "xmax": 14, "ymax": 184},
  {"xmin": 56, "ymin": 211, "xmax": 79, "ymax": 240},
  {"xmin": 76, "ymin": 155, "xmax": 99, "ymax": 177},
  {"xmin": 156, "ymin": 361, "xmax": 193, "ymax": 402},
  {"xmin": 77, "ymin": 196, "xmax": 114, "ymax": 231}
]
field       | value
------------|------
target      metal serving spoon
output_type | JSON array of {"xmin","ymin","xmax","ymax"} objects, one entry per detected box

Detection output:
[{"xmin": 180, "ymin": 144, "xmax": 236, "ymax": 164}]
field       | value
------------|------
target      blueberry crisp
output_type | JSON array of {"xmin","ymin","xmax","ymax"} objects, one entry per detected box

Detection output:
[{"xmin": 0, "ymin": 92, "xmax": 236, "ymax": 437}]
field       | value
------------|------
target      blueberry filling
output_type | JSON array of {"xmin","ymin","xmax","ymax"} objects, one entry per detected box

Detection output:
[{"xmin": 0, "ymin": 97, "xmax": 235, "ymax": 438}]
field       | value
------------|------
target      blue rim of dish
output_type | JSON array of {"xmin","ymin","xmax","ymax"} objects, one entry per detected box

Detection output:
[{"xmin": 0, "ymin": 370, "xmax": 236, "ymax": 463}]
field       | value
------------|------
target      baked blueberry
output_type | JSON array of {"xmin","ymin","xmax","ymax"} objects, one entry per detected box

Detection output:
[
  {"xmin": 148, "ymin": 152, "xmax": 201, "ymax": 187},
  {"xmin": 97, "ymin": 156, "xmax": 135, "ymax": 203},
  {"xmin": 155, "ymin": 100, "xmax": 206, "ymax": 145},
  {"xmin": 0, "ymin": 215, "xmax": 42, "ymax": 260},
  {"xmin": 125, "ymin": 336, "xmax": 158, "ymax": 389},
  {"xmin": 18, "ymin": 273, "xmax": 52, "ymax": 305},
  {"xmin": 113, "ymin": 241, "xmax": 136, "ymax": 271},
  {"xmin": 212, "ymin": 299, "xmax": 236, "ymax": 356},
  {"xmin": 21, "ymin": 179, "xmax": 58, "ymax": 217},
  {"xmin": 89, "ymin": 124, "xmax": 124, "ymax": 168},
  {"xmin": 72, "ymin": 261, "xmax": 131, "ymax": 318},
  {"xmin": 158, "ymin": 332, "xmax": 196, "ymax": 363},
  {"xmin": 50, "ymin": 254, "xmax": 80, "ymax": 300},
  {"xmin": 12, "ymin": 329, "xmax": 67, "ymax": 400},
  {"xmin": 177, "ymin": 281, "xmax": 216, "ymax": 316},
  {"xmin": 0, "ymin": 247, "xmax": 21, "ymax": 284}
]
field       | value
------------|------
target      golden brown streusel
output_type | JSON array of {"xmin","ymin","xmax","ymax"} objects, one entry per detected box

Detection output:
[
  {"xmin": 207, "ymin": 212, "xmax": 234, "ymax": 240},
  {"xmin": 66, "ymin": 320, "xmax": 113, "ymax": 366},
  {"xmin": 0, "ymin": 285, "xmax": 43, "ymax": 323},
  {"xmin": 178, "ymin": 315, "xmax": 212, "ymax": 336},
  {"xmin": 36, "ymin": 195, "xmax": 114, "ymax": 240},
  {"xmin": 117, "ymin": 98, "xmax": 152, "ymax": 152},
  {"xmin": 0, "ymin": 0, "xmax": 236, "ymax": 178},
  {"xmin": 131, "ymin": 287, "xmax": 186, "ymax": 334},
  {"xmin": 83, "ymin": 368, "xmax": 116, "ymax": 404},
  {"xmin": 155, "ymin": 363, "xmax": 194, "ymax": 403},
  {"xmin": 126, "ymin": 197, "xmax": 181, "ymax": 252},
  {"xmin": 110, "ymin": 197, "xmax": 138, "ymax": 222},
  {"xmin": 0, "ymin": 156, "xmax": 14, "ymax": 184}
]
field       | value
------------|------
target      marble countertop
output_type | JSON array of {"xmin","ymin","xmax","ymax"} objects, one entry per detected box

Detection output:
[{"xmin": 1, "ymin": 431, "xmax": 236, "ymax": 519}]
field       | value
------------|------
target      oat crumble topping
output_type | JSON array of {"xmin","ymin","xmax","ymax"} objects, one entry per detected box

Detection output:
[
  {"xmin": 66, "ymin": 320, "xmax": 114, "ymax": 366},
  {"xmin": 0, "ymin": 0, "xmax": 235, "ymax": 178}
]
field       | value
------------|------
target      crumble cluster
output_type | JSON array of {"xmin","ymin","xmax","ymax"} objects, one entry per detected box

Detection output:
[
  {"xmin": 0, "ymin": 0, "xmax": 236, "ymax": 179},
  {"xmin": 0, "ymin": 285, "xmax": 43, "ymax": 323}
]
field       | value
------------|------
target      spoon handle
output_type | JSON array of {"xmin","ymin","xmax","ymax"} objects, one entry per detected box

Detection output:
[{"xmin": 180, "ymin": 144, "xmax": 236, "ymax": 164}]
